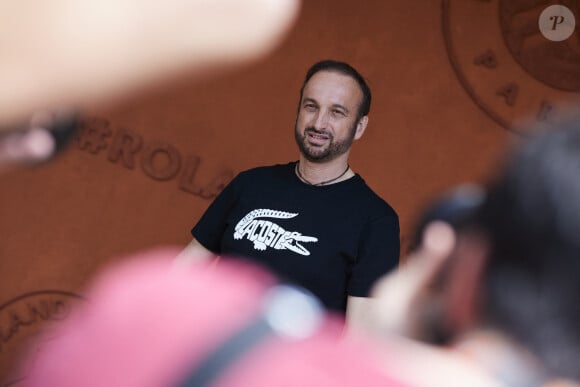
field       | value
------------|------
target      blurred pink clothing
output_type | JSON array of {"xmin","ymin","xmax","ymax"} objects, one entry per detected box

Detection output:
[{"xmin": 19, "ymin": 249, "xmax": 405, "ymax": 387}]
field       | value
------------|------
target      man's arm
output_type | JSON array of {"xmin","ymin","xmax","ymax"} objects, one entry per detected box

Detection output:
[
  {"xmin": 345, "ymin": 295, "xmax": 378, "ymax": 332},
  {"xmin": 346, "ymin": 213, "xmax": 400, "ymax": 331},
  {"xmin": 174, "ymin": 238, "xmax": 217, "ymax": 268}
]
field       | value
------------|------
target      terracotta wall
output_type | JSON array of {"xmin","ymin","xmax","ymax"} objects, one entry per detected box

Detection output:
[{"xmin": 1, "ymin": 1, "xmax": 578, "ymax": 383}]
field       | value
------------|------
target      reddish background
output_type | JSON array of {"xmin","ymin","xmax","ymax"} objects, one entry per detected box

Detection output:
[{"xmin": 3, "ymin": 0, "xmax": 566, "ymax": 381}]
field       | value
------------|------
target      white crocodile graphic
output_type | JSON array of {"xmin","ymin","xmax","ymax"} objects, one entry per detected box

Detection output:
[{"xmin": 233, "ymin": 209, "xmax": 318, "ymax": 256}]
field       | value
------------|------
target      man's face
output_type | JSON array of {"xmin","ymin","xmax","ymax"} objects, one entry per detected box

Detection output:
[{"xmin": 294, "ymin": 71, "xmax": 365, "ymax": 163}]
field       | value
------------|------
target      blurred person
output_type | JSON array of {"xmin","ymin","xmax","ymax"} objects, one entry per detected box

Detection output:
[
  {"xmin": 407, "ymin": 184, "xmax": 485, "ymax": 255},
  {"xmin": 177, "ymin": 60, "xmax": 400, "ymax": 325},
  {"xmin": 0, "ymin": 111, "xmax": 78, "ymax": 172},
  {"xmin": 0, "ymin": 0, "xmax": 300, "ymax": 125},
  {"xmin": 0, "ymin": 0, "xmax": 301, "ymax": 168},
  {"xmin": 369, "ymin": 119, "xmax": 580, "ymax": 386},
  {"xmin": 17, "ymin": 249, "xmax": 407, "ymax": 387}
]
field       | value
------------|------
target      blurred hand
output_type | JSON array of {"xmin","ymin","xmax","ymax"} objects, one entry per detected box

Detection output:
[
  {"xmin": 369, "ymin": 221, "xmax": 456, "ymax": 339},
  {"xmin": 366, "ymin": 222, "xmax": 503, "ymax": 387},
  {"xmin": 0, "ymin": 0, "xmax": 301, "ymax": 126}
]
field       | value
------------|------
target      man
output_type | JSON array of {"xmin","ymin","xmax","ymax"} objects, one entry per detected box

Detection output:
[
  {"xmin": 4, "ymin": 11, "xmax": 406, "ymax": 383},
  {"xmin": 370, "ymin": 119, "xmax": 580, "ymax": 386},
  {"xmin": 179, "ymin": 60, "xmax": 400, "ymax": 324}
]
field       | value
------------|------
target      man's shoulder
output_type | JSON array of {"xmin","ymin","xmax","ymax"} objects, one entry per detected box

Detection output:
[
  {"xmin": 229, "ymin": 162, "xmax": 294, "ymax": 187},
  {"xmin": 352, "ymin": 176, "xmax": 398, "ymax": 219},
  {"xmin": 237, "ymin": 162, "xmax": 294, "ymax": 178}
]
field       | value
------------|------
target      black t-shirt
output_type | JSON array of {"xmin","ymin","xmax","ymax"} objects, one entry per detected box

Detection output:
[{"xmin": 192, "ymin": 162, "xmax": 400, "ymax": 312}]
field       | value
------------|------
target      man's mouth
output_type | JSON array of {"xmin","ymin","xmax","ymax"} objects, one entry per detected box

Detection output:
[{"xmin": 305, "ymin": 129, "xmax": 330, "ymax": 146}]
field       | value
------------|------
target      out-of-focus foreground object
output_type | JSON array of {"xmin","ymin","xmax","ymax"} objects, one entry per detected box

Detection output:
[
  {"xmin": 18, "ymin": 249, "xmax": 404, "ymax": 387},
  {"xmin": 0, "ymin": 0, "xmax": 301, "ymax": 126}
]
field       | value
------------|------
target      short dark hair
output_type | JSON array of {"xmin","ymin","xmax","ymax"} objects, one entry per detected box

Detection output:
[
  {"xmin": 299, "ymin": 60, "xmax": 371, "ymax": 121},
  {"xmin": 409, "ymin": 184, "xmax": 484, "ymax": 253},
  {"xmin": 478, "ymin": 118, "xmax": 580, "ymax": 380}
]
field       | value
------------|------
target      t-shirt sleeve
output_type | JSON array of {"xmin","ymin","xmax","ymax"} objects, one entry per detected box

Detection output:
[
  {"xmin": 348, "ymin": 212, "xmax": 400, "ymax": 297},
  {"xmin": 191, "ymin": 175, "xmax": 239, "ymax": 254}
]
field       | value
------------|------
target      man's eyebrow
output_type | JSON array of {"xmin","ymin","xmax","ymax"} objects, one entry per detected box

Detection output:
[
  {"xmin": 331, "ymin": 103, "xmax": 348, "ymax": 112},
  {"xmin": 302, "ymin": 98, "xmax": 348, "ymax": 110},
  {"xmin": 302, "ymin": 97, "xmax": 318, "ymax": 105},
  {"xmin": 301, "ymin": 98, "xmax": 350, "ymax": 115}
]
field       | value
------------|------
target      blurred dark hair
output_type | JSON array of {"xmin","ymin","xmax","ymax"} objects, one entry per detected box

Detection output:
[
  {"xmin": 478, "ymin": 118, "xmax": 580, "ymax": 380},
  {"xmin": 299, "ymin": 60, "xmax": 371, "ymax": 121},
  {"xmin": 409, "ymin": 184, "xmax": 485, "ymax": 253},
  {"xmin": 0, "ymin": 111, "xmax": 78, "ymax": 162}
]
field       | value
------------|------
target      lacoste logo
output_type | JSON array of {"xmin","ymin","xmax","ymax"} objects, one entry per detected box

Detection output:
[{"xmin": 233, "ymin": 209, "xmax": 318, "ymax": 256}]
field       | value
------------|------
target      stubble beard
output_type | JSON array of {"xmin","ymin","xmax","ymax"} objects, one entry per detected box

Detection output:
[{"xmin": 294, "ymin": 123, "xmax": 357, "ymax": 163}]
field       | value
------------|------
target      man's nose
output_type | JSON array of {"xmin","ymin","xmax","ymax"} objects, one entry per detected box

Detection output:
[{"xmin": 313, "ymin": 110, "xmax": 330, "ymax": 130}]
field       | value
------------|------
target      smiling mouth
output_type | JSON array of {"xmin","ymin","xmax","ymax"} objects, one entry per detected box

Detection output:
[{"xmin": 305, "ymin": 130, "xmax": 330, "ymax": 145}]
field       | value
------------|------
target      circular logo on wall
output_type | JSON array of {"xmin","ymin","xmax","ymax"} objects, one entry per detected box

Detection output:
[
  {"xmin": 442, "ymin": 0, "xmax": 580, "ymax": 134},
  {"xmin": 0, "ymin": 290, "xmax": 85, "ymax": 386}
]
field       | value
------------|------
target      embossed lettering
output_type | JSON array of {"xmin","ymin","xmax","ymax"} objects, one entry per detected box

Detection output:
[
  {"xmin": 76, "ymin": 118, "xmax": 111, "ymax": 154},
  {"xmin": 474, "ymin": 50, "xmax": 497, "ymax": 68},
  {"xmin": 0, "ymin": 298, "xmax": 74, "ymax": 351},
  {"xmin": 178, "ymin": 157, "xmax": 232, "ymax": 199},
  {"xmin": 107, "ymin": 128, "xmax": 143, "ymax": 169},
  {"xmin": 537, "ymin": 101, "xmax": 554, "ymax": 122},
  {"xmin": 141, "ymin": 142, "xmax": 182, "ymax": 181},
  {"xmin": 178, "ymin": 155, "xmax": 203, "ymax": 195},
  {"xmin": 200, "ymin": 171, "xmax": 233, "ymax": 199},
  {"xmin": 496, "ymin": 83, "xmax": 519, "ymax": 106},
  {"xmin": 76, "ymin": 117, "xmax": 232, "ymax": 199},
  {"xmin": 27, "ymin": 300, "xmax": 50, "ymax": 321}
]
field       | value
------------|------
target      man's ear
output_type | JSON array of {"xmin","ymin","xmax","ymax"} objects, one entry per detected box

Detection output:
[
  {"xmin": 354, "ymin": 116, "xmax": 368, "ymax": 140},
  {"xmin": 442, "ymin": 231, "xmax": 490, "ymax": 335}
]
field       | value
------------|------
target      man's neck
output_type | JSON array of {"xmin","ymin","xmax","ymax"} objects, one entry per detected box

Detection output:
[{"xmin": 295, "ymin": 157, "xmax": 354, "ymax": 186}]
